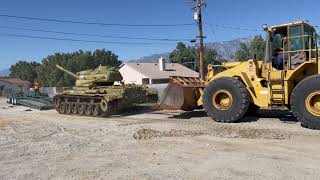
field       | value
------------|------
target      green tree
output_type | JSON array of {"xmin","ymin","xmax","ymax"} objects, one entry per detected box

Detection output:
[
  {"xmin": 9, "ymin": 61, "xmax": 40, "ymax": 82},
  {"xmin": 234, "ymin": 43, "xmax": 250, "ymax": 61},
  {"xmin": 169, "ymin": 42, "xmax": 197, "ymax": 69},
  {"xmin": 250, "ymin": 35, "xmax": 265, "ymax": 60},
  {"xmin": 234, "ymin": 35, "xmax": 265, "ymax": 61},
  {"xmin": 169, "ymin": 42, "xmax": 221, "ymax": 71},
  {"xmin": 36, "ymin": 49, "xmax": 121, "ymax": 87},
  {"xmin": 204, "ymin": 47, "xmax": 221, "ymax": 66}
]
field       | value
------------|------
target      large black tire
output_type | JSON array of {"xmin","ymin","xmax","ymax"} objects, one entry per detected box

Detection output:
[
  {"xmin": 291, "ymin": 75, "xmax": 320, "ymax": 129},
  {"xmin": 203, "ymin": 77, "xmax": 250, "ymax": 123}
]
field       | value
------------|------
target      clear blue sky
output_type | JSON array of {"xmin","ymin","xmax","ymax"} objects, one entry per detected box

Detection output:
[{"xmin": 0, "ymin": 0, "xmax": 319, "ymax": 69}]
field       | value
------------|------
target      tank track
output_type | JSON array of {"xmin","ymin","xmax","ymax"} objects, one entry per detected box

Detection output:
[{"xmin": 54, "ymin": 95, "xmax": 117, "ymax": 117}]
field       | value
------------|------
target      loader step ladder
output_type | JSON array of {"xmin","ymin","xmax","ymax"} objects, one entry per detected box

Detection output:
[{"xmin": 268, "ymin": 70, "xmax": 285, "ymax": 107}]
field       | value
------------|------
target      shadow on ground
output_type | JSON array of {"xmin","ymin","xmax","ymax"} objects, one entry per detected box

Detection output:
[
  {"xmin": 169, "ymin": 110, "xmax": 208, "ymax": 119},
  {"xmin": 254, "ymin": 109, "xmax": 297, "ymax": 123},
  {"xmin": 116, "ymin": 105, "xmax": 159, "ymax": 117},
  {"xmin": 168, "ymin": 109, "xmax": 297, "ymax": 124}
]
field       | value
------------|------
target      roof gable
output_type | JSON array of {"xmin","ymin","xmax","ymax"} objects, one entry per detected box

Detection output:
[
  {"xmin": 125, "ymin": 63, "xmax": 199, "ymax": 79},
  {"xmin": 0, "ymin": 78, "xmax": 31, "ymax": 85}
]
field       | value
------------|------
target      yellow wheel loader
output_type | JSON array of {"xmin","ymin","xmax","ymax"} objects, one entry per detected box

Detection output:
[{"xmin": 160, "ymin": 21, "xmax": 320, "ymax": 129}]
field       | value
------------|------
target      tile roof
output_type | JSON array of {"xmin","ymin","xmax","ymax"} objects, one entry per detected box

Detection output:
[
  {"xmin": 125, "ymin": 63, "xmax": 199, "ymax": 79},
  {"xmin": 0, "ymin": 78, "xmax": 31, "ymax": 84}
]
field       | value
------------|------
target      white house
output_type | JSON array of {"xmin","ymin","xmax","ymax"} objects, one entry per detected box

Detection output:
[
  {"xmin": 0, "ymin": 78, "xmax": 31, "ymax": 97},
  {"xmin": 119, "ymin": 58, "xmax": 199, "ymax": 85}
]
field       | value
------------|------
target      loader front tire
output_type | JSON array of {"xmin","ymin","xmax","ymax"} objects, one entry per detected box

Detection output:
[
  {"xmin": 291, "ymin": 75, "xmax": 320, "ymax": 130},
  {"xmin": 203, "ymin": 77, "xmax": 250, "ymax": 123}
]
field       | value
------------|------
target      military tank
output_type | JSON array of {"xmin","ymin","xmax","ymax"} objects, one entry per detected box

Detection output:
[{"xmin": 53, "ymin": 64, "xmax": 158, "ymax": 117}]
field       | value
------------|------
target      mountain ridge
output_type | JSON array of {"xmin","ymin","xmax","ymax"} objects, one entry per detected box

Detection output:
[
  {"xmin": 131, "ymin": 37, "xmax": 253, "ymax": 63},
  {"xmin": 0, "ymin": 69, "xmax": 10, "ymax": 77}
]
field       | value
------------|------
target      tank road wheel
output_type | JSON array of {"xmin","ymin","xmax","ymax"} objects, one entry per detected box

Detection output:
[
  {"xmin": 78, "ymin": 103, "xmax": 86, "ymax": 115},
  {"xmin": 85, "ymin": 103, "xmax": 93, "ymax": 116},
  {"xmin": 92, "ymin": 104, "xmax": 102, "ymax": 116},
  {"xmin": 203, "ymin": 77, "xmax": 250, "ymax": 123},
  {"xmin": 291, "ymin": 75, "xmax": 320, "ymax": 129},
  {"xmin": 55, "ymin": 97, "xmax": 61, "ymax": 108},
  {"xmin": 100, "ymin": 100, "xmax": 108, "ymax": 112},
  {"xmin": 71, "ymin": 103, "xmax": 78, "ymax": 114},
  {"xmin": 66, "ymin": 102, "xmax": 72, "ymax": 114},
  {"xmin": 59, "ymin": 102, "xmax": 67, "ymax": 114}
]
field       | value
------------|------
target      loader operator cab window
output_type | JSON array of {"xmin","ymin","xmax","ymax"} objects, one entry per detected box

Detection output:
[
  {"xmin": 270, "ymin": 23, "xmax": 317, "ymax": 70},
  {"xmin": 271, "ymin": 26, "xmax": 287, "ymax": 70},
  {"xmin": 289, "ymin": 25, "xmax": 305, "ymax": 69}
]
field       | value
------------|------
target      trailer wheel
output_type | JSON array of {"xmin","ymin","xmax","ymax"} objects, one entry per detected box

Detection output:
[
  {"xmin": 203, "ymin": 77, "xmax": 250, "ymax": 123},
  {"xmin": 12, "ymin": 97, "xmax": 17, "ymax": 105},
  {"xmin": 291, "ymin": 75, "xmax": 320, "ymax": 129}
]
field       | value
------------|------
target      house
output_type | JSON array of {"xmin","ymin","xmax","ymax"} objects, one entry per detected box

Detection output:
[
  {"xmin": 119, "ymin": 57, "xmax": 199, "ymax": 85},
  {"xmin": 0, "ymin": 78, "xmax": 31, "ymax": 97}
]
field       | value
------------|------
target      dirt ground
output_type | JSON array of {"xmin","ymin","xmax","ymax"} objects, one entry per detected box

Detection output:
[{"xmin": 0, "ymin": 98, "xmax": 320, "ymax": 180}]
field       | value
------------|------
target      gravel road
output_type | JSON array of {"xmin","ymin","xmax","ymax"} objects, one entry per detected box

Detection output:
[{"xmin": 0, "ymin": 99, "xmax": 320, "ymax": 180}]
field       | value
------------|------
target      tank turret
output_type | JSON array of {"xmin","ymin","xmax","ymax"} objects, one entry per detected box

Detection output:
[{"xmin": 56, "ymin": 64, "xmax": 123, "ymax": 87}]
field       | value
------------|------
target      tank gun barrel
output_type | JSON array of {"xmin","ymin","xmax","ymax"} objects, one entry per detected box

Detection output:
[
  {"xmin": 56, "ymin": 65, "xmax": 80, "ymax": 79},
  {"xmin": 115, "ymin": 63, "xmax": 124, "ymax": 71}
]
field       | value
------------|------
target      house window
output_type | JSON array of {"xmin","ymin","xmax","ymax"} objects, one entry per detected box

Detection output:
[
  {"xmin": 151, "ymin": 79, "xmax": 170, "ymax": 84},
  {"xmin": 142, "ymin": 78, "xmax": 150, "ymax": 85}
]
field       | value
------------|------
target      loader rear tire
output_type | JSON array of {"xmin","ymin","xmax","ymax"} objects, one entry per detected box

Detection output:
[
  {"xmin": 203, "ymin": 77, "xmax": 250, "ymax": 123},
  {"xmin": 291, "ymin": 75, "xmax": 320, "ymax": 130}
]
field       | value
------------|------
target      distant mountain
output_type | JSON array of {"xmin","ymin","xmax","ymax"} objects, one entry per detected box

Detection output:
[
  {"xmin": 131, "ymin": 37, "xmax": 253, "ymax": 63},
  {"xmin": 130, "ymin": 53, "xmax": 170, "ymax": 63},
  {"xmin": 0, "ymin": 69, "xmax": 10, "ymax": 77},
  {"xmin": 206, "ymin": 37, "xmax": 253, "ymax": 59}
]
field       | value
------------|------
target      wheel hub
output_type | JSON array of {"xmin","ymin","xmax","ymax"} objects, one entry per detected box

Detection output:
[
  {"xmin": 212, "ymin": 90, "xmax": 233, "ymax": 110},
  {"xmin": 306, "ymin": 91, "xmax": 320, "ymax": 116}
]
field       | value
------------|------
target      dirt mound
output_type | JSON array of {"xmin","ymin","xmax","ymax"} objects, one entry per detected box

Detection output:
[
  {"xmin": 133, "ymin": 126, "xmax": 291, "ymax": 140},
  {"xmin": 0, "ymin": 118, "xmax": 9, "ymax": 128}
]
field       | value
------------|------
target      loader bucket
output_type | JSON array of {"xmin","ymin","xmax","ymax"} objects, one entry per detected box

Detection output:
[{"xmin": 159, "ymin": 76, "xmax": 205, "ymax": 111}]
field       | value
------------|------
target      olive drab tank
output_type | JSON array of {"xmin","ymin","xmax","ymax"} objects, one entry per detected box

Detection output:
[{"xmin": 53, "ymin": 64, "xmax": 158, "ymax": 117}]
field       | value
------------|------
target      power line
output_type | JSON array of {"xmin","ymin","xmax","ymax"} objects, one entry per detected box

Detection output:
[
  {"xmin": 201, "ymin": 5, "xmax": 261, "ymax": 32},
  {"xmin": 0, "ymin": 25, "xmax": 191, "ymax": 42},
  {"xmin": 0, "ymin": 33, "xmax": 177, "ymax": 45},
  {"xmin": 204, "ymin": 23, "xmax": 216, "ymax": 41},
  {"xmin": 210, "ymin": 23, "xmax": 262, "ymax": 32},
  {"xmin": 0, "ymin": 14, "xmax": 195, "ymax": 27}
]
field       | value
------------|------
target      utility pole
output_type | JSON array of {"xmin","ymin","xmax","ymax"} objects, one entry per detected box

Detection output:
[{"xmin": 193, "ymin": 0, "xmax": 206, "ymax": 80}]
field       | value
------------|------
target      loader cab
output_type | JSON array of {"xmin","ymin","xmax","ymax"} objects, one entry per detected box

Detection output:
[{"xmin": 264, "ymin": 21, "xmax": 318, "ymax": 70}]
